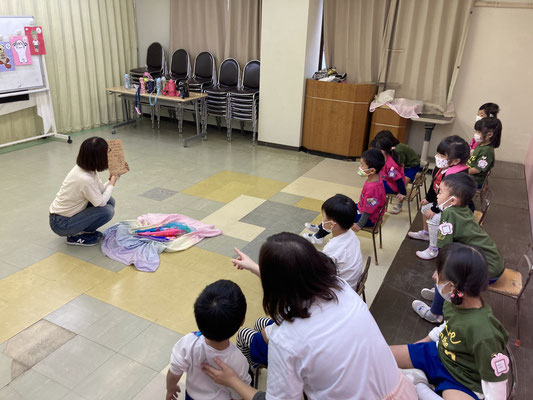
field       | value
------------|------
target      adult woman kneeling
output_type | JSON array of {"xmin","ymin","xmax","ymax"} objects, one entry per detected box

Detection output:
[
  {"xmin": 49, "ymin": 137, "xmax": 126, "ymax": 246},
  {"xmin": 203, "ymin": 233, "xmax": 416, "ymax": 400}
]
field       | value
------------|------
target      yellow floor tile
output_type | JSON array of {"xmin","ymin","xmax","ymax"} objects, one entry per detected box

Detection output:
[
  {"xmin": 87, "ymin": 247, "xmax": 265, "ymax": 335},
  {"xmin": 183, "ymin": 170, "xmax": 287, "ymax": 203},
  {"xmin": 202, "ymin": 195, "xmax": 266, "ymax": 241},
  {"xmin": 282, "ymin": 176, "xmax": 362, "ymax": 202},
  {"xmin": 295, "ymin": 197, "xmax": 323, "ymax": 212}
]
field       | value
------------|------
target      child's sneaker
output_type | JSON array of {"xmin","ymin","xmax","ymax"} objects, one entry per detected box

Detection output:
[
  {"xmin": 416, "ymin": 247, "xmax": 439, "ymax": 260},
  {"xmin": 421, "ymin": 287, "xmax": 435, "ymax": 301},
  {"xmin": 389, "ymin": 203, "xmax": 403, "ymax": 215},
  {"xmin": 66, "ymin": 233, "xmax": 99, "ymax": 247},
  {"xmin": 304, "ymin": 223, "xmax": 320, "ymax": 233},
  {"xmin": 401, "ymin": 368, "xmax": 430, "ymax": 387},
  {"xmin": 412, "ymin": 300, "xmax": 443, "ymax": 324},
  {"xmin": 407, "ymin": 230, "xmax": 429, "ymax": 241},
  {"xmin": 84, "ymin": 231, "xmax": 104, "ymax": 241},
  {"xmin": 301, "ymin": 233, "xmax": 323, "ymax": 245}
]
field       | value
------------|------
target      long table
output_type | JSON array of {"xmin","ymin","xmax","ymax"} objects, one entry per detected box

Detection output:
[{"xmin": 106, "ymin": 86, "xmax": 208, "ymax": 147}]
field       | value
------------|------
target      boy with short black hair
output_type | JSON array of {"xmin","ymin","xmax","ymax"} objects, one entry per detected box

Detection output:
[
  {"xmin": 412, "ymin": 173, "xmax": 504, "ymax": 323},
  {"xmin": 166, "ymin": 280, "xmax": 251, "ymax": 400}
]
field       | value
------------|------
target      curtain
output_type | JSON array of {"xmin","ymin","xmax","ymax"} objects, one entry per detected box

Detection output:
[
  {"xmin": 0, "ymin": 0, "xmax": 137, "ymax": 143},
  {"xmin": 169, "ymin": 0, "xmax": 261, "ymax": 69},
  {"xmin": 324, "ymin": 0, "xmax": 392, "ymax": 84},
  {"xmin": 383, "ymin": 0, "xmax": 474, "ymax": 113}
]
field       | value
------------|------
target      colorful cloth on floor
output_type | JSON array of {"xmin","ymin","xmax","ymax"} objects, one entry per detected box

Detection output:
[{"xmin": 101, "ymin": 213, "xmax": 222, "ymax": 272}]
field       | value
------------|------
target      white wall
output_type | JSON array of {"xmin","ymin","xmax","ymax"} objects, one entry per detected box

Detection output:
[
  {"xmin": 257, "ymin": 0, "xmax": 323, "ymax": 147},
  {"xmin": 407, "ymin": 5, "xmax": 533, "ymax": 163},
  {"xmin": 135, "ymin": 0, "xmax": 170, "ymax": 67}
]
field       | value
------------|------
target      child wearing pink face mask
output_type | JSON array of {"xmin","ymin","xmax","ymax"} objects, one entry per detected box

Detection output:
[{"xmin": 470, "ymin": 102, "xmax": 500, "ymax": 152}]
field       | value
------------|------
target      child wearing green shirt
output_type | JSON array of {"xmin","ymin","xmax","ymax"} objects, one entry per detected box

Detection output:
[
  {"xmin": 468, "ymin": 117, "xmax": 502, "ymax": 188},
  {"xmin": 391, "ymin": 243, "xmax": 509, "ymax": 400},
  {"xmin": 412, "ymin": 173, "xmax": 504, "ymax": 324}
]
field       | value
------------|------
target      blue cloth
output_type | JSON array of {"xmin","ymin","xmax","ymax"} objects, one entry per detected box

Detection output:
[
  {"xmin": 49, "ymin": 197, "xmax": 115, "ymax": 237},
  {"xmin": 404, "ymin": 164, "xmax": 421, "ymax": 181},
  {"xmin": 185, "ymin": 391, "xmax": 193, "ymax": 400},
  {"xmin": 250, "ymin": 319, "xmax": 275, "ymax": 365},
  {"xmin": 383, "ymin": 179, "xmax": 407, "ymax": 195},
  {"xmin": 408, "ymin": 342, "xmax": 479, "ymax": 399},
  {"xmin": 354, "ymin": 203, "xmax": 375, "ymax": 227}
]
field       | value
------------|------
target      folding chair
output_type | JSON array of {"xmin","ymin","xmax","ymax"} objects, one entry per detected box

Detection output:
[
  {"xmin": 361, "ymin": 205, "xmax": 386, "ymax": 265},
  {"xmin": 488, "ymin": 244, "xmax": 533, "ymax": 346},
  {"xmin": 506, "ymin": 343, "xmax": 518, "ymax": 399},
  {"xmin": 406, "ymin": 171, "xmax": 426, "ymax": 225},
  {"xmin": 356, "ymin": 256, "xmax": 372, "ymax": 302},
  {"xmin": 475, "ymin": 168, "xmax": 492, "ymax": 198},
  {"xmin": 473, "ymin": 188, "xmax": 492, "ymax": 226},
  {"xmin": 421, "ymin": 164, "xmax": 430, "ymax": 198}
]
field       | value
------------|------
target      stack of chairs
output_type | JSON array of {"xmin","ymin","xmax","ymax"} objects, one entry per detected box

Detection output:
[
  {"xmin": 204, "ymin": 58, "xmax": 240, "ymax": 140},
  {"xmin": 228, "ymin": 60, "xmax": 260, "ymax": 143},
  {"xmin": 169, "ymin": 48, "xmax": 191, "ymax": 83},
  {"xmin": 130, "ymin": 42, "xmax": 166, "ymax": 82}
]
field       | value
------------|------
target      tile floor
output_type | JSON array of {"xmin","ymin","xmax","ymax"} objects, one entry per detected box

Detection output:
[{"xmin": 0, "ymin": 119, "xmax": 418, "ymax": 398}]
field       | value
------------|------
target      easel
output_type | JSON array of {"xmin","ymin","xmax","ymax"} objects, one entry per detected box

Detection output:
[{"xmin": 0, "ymin": 16, "xmax": 70, "ymax": 148}]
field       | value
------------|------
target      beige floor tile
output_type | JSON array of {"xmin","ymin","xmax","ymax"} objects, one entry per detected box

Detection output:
[
  {"xmin": 282, "ymin": 176, "xmax": 362, "ymax": 202},
  {"xmin": 302, "ymin": 158, "xmax": 361, "ymax": 187}
]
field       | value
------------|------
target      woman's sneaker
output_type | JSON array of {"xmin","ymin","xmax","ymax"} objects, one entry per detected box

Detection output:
[
  {"xmin": 412, "ymin": 300, "xmax": 443, "ymax": 324},
  {"xmin": 301, "ymin": 233, "xmax": 323, "ymax": 245},
  {"xmin": 66, "ymin": 233, "xmax": 99, "ymax": 246},
  {"xmin": 421, "ymin": 287, "xmax": 435, "ymax": 301},
  {"xmin": 407, "ymin": 230, "xmax": 429, "ymax": 241},
  {"xmin": 304, "ymin": 223, "xmax": 320, "ymax": 233}
]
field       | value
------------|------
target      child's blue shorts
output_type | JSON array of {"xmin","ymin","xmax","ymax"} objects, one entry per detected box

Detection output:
[
  {"xmin": 354, "ymin": 203, "xmax": 375, "ymax": 227},
  {"xmin": 408, "ymin": 342, "xmax": 479, "ymax": 399},
  {"xmin": 404, "ymin": 164, "xmax": 421, "ymax": 181},
  {"xmin": 250, "ymin": 319, "xmax": 275, "ymax": 365}
]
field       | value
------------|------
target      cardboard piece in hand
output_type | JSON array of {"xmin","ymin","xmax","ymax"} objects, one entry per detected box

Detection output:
[{"xmin": 107, "ymin": 139, "xmax": 129, "ymax": 176}]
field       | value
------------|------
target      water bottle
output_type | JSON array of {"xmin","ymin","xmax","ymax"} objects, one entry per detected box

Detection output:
[{"xmin": 124, "ymin": 73, "xmax": 131, "ymax": 89}]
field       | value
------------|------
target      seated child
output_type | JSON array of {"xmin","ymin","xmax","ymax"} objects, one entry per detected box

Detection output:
[
  {"xmin": 412, "ymin": 173, "xmax": 504, "ymax": 324},
  {"xmin": 303, "ymin": 148, "xmax": 386, "ymax": 245},
  {"xmin": 372, "ymin": 135, "xmax": 408, "ymax": 214},
  {"xmin": 166, "ymin": 280, "xmax": 251, "ymax": 400},
  {"xmin": 303, "ymin": 194, "xmax": 363, "ymax": 289},
  {"xmin": 470, "ymin": 102, "xmax": 500, "ymax": 152},
  {"xmin": 391, "ymin": 243, "xmax": 509, "ymax": 400},
  {"xmin": 468, "ymin": 117, "xmax": 502, "ymax": 188},
  {"xmin": 408, "ymin": 135, "xmax": 470, "ymax": 260}
]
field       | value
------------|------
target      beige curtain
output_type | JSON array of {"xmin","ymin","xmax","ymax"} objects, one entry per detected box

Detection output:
[
  {"xmin": 383, "ymin": 0, "xmax": 474, "ymax": 113},
  {"xmin": 324, "ymin": 0, "xmax": 392, "ymax": 84},
  {"xmin": 170, "ymin": 0, "xmax": 261, "ymax": 70},
  {"xmin": 0, "ymin": 0, "xmax": 137, "ymax": 144}
]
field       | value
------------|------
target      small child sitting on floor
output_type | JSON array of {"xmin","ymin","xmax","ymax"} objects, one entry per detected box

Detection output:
[
  {"xmin": 408, "ymin": 135, "xmax": 470, "ymax": 260},
  {"xmin": 412, "ymin": 173, "xmax": 504, "ymax": 324},
  {"xmin": 166, "ymin": 280, "xmax": 251, "ymax": 400}
]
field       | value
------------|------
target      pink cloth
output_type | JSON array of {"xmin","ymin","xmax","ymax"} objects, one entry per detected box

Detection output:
[
  {"xmin": 379, "ymin": 155, "xmax": 406, "ymax": 193},
  {"xmin": 383, "ymin": 372, "xmax": 417, "ymax": 400},
  {"xmin": 469, "ymin": 138, "xmax": 479, "ymax": 151},
  {"xmin": 370, "ymin": 98, "xmax": 423, "ymax": 119}
]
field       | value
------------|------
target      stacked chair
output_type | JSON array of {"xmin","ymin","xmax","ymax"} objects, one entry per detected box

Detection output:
[
  {"xmin": 130, "ymin": 42, "xmax": 166, "ymax": 82},
  {"xmin": 228, "ymin": 60, "xmax": 260, "ymax": 143},
  {"xmin": 204, "ymin": 58, "xmax": 240, "ymax": 140},
  {"xmin": 169, "ymin": 48, "xmax": 191, "ymax": 82}
]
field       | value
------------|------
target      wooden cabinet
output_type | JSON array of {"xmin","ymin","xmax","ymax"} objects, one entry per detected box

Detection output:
[
  {"xmin": 302, "ymin": 79, "xmax": 377, "ymax": 157},
  {"xmin": 369, "ymin": 105, "xmax": 410, "ymax": 143}
]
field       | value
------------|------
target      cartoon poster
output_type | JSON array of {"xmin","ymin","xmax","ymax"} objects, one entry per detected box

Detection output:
[
  {"xmin": 0, "ymin": 42, "xmax": 15, "ymax": 72},
  {"xmin": 24, "ymin": 26, "xmax": 46, "ymax": 55},
  {"xmin": 10, "ymin": 36, "xmax": 32, "ymax": 65}
]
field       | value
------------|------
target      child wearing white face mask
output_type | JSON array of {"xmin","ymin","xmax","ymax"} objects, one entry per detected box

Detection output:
[
  {"xmin": 391, "ymin": 243, "xmax": 509, "ymax": 400},
  {"xmin": 470, "ymin": 102, "xmax": 500, "ymax": 152},
  {"xmin": 468, "ymin": 117, "xmax": 502, "ymax": 188},
  {"xmin": 412, "ymin": 173, "xmax": 504, "ymax": 324},
  {"xmin": 408, "ymin": 136, "xmax": 470, "ymax": 260}
]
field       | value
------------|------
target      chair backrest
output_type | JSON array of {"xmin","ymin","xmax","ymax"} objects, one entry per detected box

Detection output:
[
  {"xmin": 219, "ymin": 58, "xmax": 240, "ymax": 88},
  {"xmin": 408, "ymin": 171, "xmax": 425, "ymax": 200},
  {"xmin": 356, "ymin": 256, "xmax": 372, "ymax": 298},
  {"xmin": 146, "ymin": 42, "xmax": 163, "ymax": 70},
  {"xmin": 478, "ymin": 188, "xmax": 492, "ymax": 225},
  {"xmin": 170, "ymin": 49, "xmax": 190, "ymax": 78},
  {"xmin": 194, "ymin": 51, "xmax": 215, "ymax": 79},
  {"xmin": 517, "ymin": 243, "xmax": 533, "ymax": 299},
  {"xmin": 242, "ymin": 60, "xmax": 260, "ymax": 89}
]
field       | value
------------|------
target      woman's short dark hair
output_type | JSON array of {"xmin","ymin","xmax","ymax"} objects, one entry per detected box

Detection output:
[
  {"xmin": 322, "ymin": 194, "xmax": 357, "ymax": 230},
  {"xmin": 479, "ymin": 102, "xmax": 500, "ymax": 118},
  {"xmin": 436, "ymin": 243, "xmax": 489, "ymax": 305},
  {"xmin": 259, "ymin": 232, "xmax": 342, "ymax": 323},
  {"xmin": 436, "ymin": 135, "xmax": 470, "ymax": 164},
  {"xmin": 194, "ymin": 279, "xmax": 247, "ymax": 341},
  {"xmin": 361, "ymin": 148, "xmax": 385, "ymax": 173},
  {"xmin": 442, "ymin": 173, "xmax": 477, "ymax": 205},
  {"xmin": 77, "ymin": 136, "xmax": 109, "ymax": 172},
  {"xmin": 474, "ymin": 117, "xmax": 502, "ymax": 148}
]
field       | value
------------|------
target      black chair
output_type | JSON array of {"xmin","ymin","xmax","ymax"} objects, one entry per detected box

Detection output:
[
  {"xmin": 228, "ymin": 60, "xmax": 260, "ymax": 143},
  {"xmin": 188, "ymin": 51, "xmax": 216, "ymax": 92},
  {"xmin": 169, "ymin": 49, "xmax": 190, "ymax": 82},
  {"xmin": 130, "ymin": 42, "xmax": 166, "ymax": 81},
  {"xmin": 205, "ymin": 58, "xmax": 240, "ymax": 140}
]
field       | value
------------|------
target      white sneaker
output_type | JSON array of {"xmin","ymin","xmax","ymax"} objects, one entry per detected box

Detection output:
[
  {"xmin": 389, "ymin": 203, "xmax": 403, "ymax": 215},
  {"xmin": 304, "ymin": 223, "xmax": 320, "ymax": 233},
  {"xmin": 407, "ymin": 230, "xmax": 429, "ymax": 241},
  {"xmin": 421, "ymin": 287, "xmax": 435, "ymax": 301},
  {"xmin": 401, "ymin": 368, "xmax": 430, "ymax": 387},
  {"xmin": 416, "ymin": 247, "xmax": 439, "ymax": 260},
  {"xmin": 412, "ymin": 300, "xmax": 443, "ymax": 324},
  {"xmin": 302, "ymin": 233, "xmax": 323, "ymax": 245}
]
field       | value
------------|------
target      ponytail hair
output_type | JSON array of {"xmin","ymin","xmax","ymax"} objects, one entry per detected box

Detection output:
[
  {"xmin": 479, "ymin": 102, "xmax": 500, "ymax": 118},
  {"xmin": 474, "ymin": 117, "xmax": 502, "ymax": 148},
  {"xmin": 372, "ymin": 136, "xmax": 400, "ymax": 165}
]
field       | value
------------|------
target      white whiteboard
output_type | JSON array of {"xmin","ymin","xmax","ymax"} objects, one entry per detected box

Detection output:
[{"xmin": 0, "ymin": 16, "xmax": 45, "ymax": 94}]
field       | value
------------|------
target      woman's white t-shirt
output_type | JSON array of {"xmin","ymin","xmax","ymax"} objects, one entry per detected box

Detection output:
[
  {"xmin": 322, "ymin": 229, "xmax": 363, "ymax": 290},
  {"xmin": 266, "ymin": 279, "xmax": 399, "ymax": 400},
  {"xmin": 49, "ymin": 165, "xmax": 113, "ymax": 217}
]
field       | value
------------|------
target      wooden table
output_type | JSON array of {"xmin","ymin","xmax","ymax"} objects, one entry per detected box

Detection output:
[{"xmin": 106, "ymin": 86, "xmax": 208, "ymax": 147}]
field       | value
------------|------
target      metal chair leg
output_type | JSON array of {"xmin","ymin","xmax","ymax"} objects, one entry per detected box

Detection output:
[
  {"xmin": 216, "ymin": 116, "xmax": 221, "ymax": 131},
  {"xmin": 372, "ymin": 233, "xmax": 378, "ymax": 265},
  {"xmin": 379, "ymin": 226, "xmax": 383, "ymax": 249},
  {"xmin": 515, "ymin": 298, "xmax": 521, "ymax": 347},
  {"xmin": 408, "ymin": 201, "xmax": 412, "ymax": 225}
]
